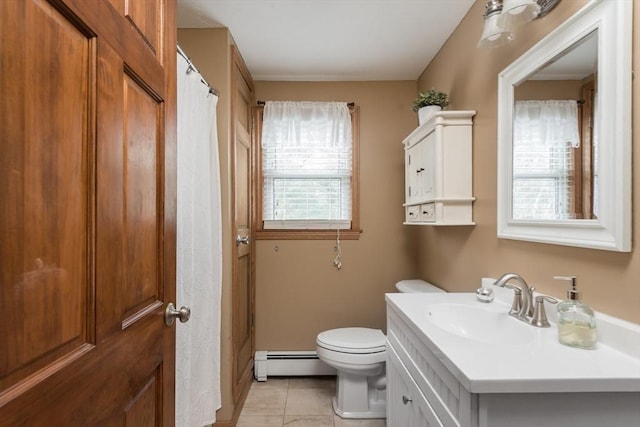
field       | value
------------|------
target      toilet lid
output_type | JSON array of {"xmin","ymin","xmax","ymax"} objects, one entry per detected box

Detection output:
[
  {"xmin": 395, "ymin": 279, "xmax": 444, "ymax": 293},
  {"xmin": 316, "ymin": 327, "xmax": 386, "ymax": 354}
]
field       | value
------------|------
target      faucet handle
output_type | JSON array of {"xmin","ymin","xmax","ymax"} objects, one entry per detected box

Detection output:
[
  {"xmin": 503, "ymin": 284, "xmax": 523, "ymax": 317},
  {"xmin": 530, "ymin": 295, "xmax": 559, "ymax": 328}
]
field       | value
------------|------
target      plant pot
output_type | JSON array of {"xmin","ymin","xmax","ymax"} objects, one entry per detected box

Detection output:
[{"xmin": 418, "ymin": 105, "xmax": 442, "ymax": 125}]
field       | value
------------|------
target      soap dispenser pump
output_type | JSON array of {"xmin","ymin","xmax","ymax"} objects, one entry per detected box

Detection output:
[{"xmin": 555, "ymin": 276, "xmax": 597, "ymax": 349}]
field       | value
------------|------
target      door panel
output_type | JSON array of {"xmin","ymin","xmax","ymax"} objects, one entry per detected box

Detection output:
[
  {"xmin": 0, "ymin": 0, "xmax": 92, "ymax": 393},
  {"xmin": 95, "ymin": 37, "xmax": 126, "ymax": 342},
  {"xmin": 232, "ymin": 49, "xmax": 255, "ymax": 400},
  {"xmin": 124, "ymin": 1, "xmax": 161, "ymax": 55},
  {"xmin": 122, "ymin": 73, "xmax": 162, "ymax": 320},
  {"xmin": 234, "ymin": 115, "xmax": 253, "ymax": 395},
  {"xmin": 234, "ymin": 127, "xmax": 253, "ymax": 381},
  {"xmin": 125, "ymin": 371, "xmax": 160, "ymax": 427},
  {"xmin": 0, "ymin": 0, "xmax": 176, "ymax": 424}
]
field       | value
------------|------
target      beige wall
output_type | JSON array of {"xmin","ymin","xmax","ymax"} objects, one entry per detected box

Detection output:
[
  {"xmin": 254, "ymin": 81, "xmax": 420, "ymax": 349},
  {"xmin": 415, "ymin": 0, "xmax": 640, "ymax": 323}
]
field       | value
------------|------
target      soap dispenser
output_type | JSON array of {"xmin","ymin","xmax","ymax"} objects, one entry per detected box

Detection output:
[{"xmin": 555, "ymin": 276, "xmax": 597, "ymax": 349}]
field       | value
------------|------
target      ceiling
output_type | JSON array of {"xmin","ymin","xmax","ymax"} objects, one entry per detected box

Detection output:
[{"xmin": 177, "ymin": 0, "xmax": 476, "ymax": 81}]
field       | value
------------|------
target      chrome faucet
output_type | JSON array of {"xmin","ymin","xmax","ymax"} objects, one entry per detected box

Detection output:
[{"xmin": 493, "ymin": 273, "xmax": 531, "ymax": 321}]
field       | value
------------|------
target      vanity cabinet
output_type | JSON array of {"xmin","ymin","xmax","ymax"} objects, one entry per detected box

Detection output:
[
  {"xmin": 387, "ymin": 344, "xmax": 443, "ymax": 426},
  {"xmin": 387, "ymin": 306, "xmax": 476, "ymax": 427},
  {"xmin": 386, "ymin": 295, "xmax": 640, "ymax": 427},
  {"xmin": 403, "ymin": 111, "xmax": 475, "ymax": 225}
]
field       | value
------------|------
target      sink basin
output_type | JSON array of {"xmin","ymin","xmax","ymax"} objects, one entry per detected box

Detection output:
[{"xmin": 425, "ymin": 302, "xmax": 535, "ymax": 345}]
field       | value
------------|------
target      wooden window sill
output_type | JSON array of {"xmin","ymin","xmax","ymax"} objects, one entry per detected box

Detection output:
[{"xmin": 255, "ymin": 229, "xmax": 362, "ymax": 240}]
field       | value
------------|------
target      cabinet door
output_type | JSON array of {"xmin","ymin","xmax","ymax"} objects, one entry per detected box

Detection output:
[
  {"xmin": 406, "ymin": 142, "xmax": 421, "ymax": 204},
  {"xmin": 387, "ymin": 344, "xmax": 444, "ymax": 427},
  {"xmin": 388, "ymin": 345, "xmax": 413, "ymax": 425},
  {"xmin": 420, "ymin": 131, "xmax": 436, "ymax": 201}
]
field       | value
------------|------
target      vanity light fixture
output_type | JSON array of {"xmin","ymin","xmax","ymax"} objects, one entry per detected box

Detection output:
[
  {"xmin": 478, "ymin": 0, "xmax": 561, "ymax": 48},
  {"xmin": 498, "ymin": 0, "xmax": 540, "ymax": 28},
  {"xmin": 477, "ymin": 0, "xmax": 514, "ymax": 48}
]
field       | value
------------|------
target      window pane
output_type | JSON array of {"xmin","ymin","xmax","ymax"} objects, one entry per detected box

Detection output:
[
  {"xmin": 513, "ymin": 100, "xmax": 578, "ymax": 220},
  {"xmin": 264, "ymin": 177, "xmax": 351, "ymax": 221},
  {"xmin": 513, "ymin": 177, "xmax": 574, "ymax": 220}
]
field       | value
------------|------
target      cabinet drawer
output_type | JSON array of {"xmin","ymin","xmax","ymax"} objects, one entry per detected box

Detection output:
[
  {"xmin": 406, "ymin": 205, "xmax": 421, "ymax": 222},
  {"xmin": 420, "ymin": 203, "xmax": 435, "ymax": 222}
]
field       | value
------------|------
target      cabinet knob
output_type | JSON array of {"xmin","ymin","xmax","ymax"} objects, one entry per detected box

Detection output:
[{"xmin": 402, "ymin": 395, "xmax": 412, "ymax": 405}]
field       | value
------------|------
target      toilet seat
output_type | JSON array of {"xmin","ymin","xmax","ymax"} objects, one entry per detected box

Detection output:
[{"xmin": 316, "ymin": 327, "xmax": 386, "ymax": 354}]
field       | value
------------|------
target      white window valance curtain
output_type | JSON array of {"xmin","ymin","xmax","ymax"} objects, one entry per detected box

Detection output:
[
  {"xmin": 262, "ymin": 101, "xmax": 352, "ymax": 229},
  {"xmin": 514, "ymin": 100, "xmax": 580, "ymax": 148},
  {"xmin": 512, "ymin": 100, "xmax": 580, "ymax": 220}
]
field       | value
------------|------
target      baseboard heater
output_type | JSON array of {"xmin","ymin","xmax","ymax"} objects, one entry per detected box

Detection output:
[{"xmin": 254, "ymin": 350, "xmax": 336, "ymax": 382}]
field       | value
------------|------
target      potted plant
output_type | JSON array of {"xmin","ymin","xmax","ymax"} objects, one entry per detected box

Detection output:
[{"xmin": 412, "ymin": 88, "xmax": 449, "ymax": 125}]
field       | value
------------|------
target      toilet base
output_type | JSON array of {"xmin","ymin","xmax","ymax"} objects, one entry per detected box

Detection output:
[
  {"xmin": 333, "ymin": 370, "xmax": 386, "ymax": 419},
  {"xmin": 333, "ymin": 397, "xmax": 386, "ymax": 419}
]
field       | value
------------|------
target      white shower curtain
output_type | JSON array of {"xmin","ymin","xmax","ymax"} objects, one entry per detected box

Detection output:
[{"xmin": 176, "ymin": 53, "xmax": 222, "ymax": 427}]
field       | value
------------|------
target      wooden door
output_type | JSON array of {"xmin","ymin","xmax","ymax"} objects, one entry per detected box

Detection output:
[
  {"xmin": 0, "ymin": 0, "xmax": 177, "ymax": 425},
  {"xmin": 231, "ymin": 48, "xmax": 255, "ymax": 401}
]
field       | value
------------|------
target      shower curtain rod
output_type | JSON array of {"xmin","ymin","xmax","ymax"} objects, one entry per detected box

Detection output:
[
  {"xmin": 256, "ymin": 100, "xmax": 355, "ymax": 108},
  {"xmin": 177, "ymin": 45, "xmax": 220, "ymax": 97}
]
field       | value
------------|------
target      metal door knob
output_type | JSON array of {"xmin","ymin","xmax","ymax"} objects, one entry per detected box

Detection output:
[
  {"xmin": 236, "ymin": 235, "xmax": 250, "ymax": 245},
  {"xmin": 165, "ymin": 303, "xmax": 191, "ymax": 326},
  {"xmin": 402, "ymin": 395, "xmax": 412, "ymax": 405}
]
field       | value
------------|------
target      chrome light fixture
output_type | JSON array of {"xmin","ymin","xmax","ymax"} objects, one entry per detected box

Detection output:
[
  {"xmin": 477, "ymin": 0, "xmax": 514, "ymax": 48},
  {"xmin": 478, "ymin": 0, "xmax": 561, "ymax": 48}
]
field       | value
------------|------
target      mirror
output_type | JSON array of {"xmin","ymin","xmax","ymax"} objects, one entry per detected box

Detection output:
[
  {"xmin": 497, "ymin": 0, "xmax": 631, "ymax": 251},
  {"xmin": 513, "ymin": 30, "xmax": 597, "ymax": 221}
]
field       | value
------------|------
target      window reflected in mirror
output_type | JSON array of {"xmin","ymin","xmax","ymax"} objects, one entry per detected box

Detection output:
[{"xmin": 512, "ymin": 30, "xmax": 597, "ymax": 221}]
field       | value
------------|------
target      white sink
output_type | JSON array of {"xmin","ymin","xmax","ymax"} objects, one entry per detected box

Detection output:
[{"xmin": 425, "ymin": 301, "xmax": 535, "ymax": 345}]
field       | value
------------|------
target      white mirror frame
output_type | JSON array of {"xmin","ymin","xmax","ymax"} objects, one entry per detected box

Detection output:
[{"xmin": 497, "ymin": 0, "xmax": 632, "ymax": 252}]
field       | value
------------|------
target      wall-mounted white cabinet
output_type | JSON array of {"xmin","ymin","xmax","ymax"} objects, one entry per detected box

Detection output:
[{"xmin": 403, "ymin": 111, "xmax": 476, "ymax": 225}]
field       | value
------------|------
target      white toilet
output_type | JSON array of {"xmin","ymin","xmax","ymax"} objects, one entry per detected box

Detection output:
[{"xmin": 316, "ymin": 279, "xmax": 445, "ymax": 419}]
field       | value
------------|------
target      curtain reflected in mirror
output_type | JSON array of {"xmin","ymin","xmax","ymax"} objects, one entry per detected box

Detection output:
[{"xmin": 512, "ymin": 30, "xmax": 597, "ymax": 221}]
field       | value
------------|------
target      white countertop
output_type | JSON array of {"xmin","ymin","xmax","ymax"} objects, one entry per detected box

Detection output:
[{"xmin": 386, "ymin": 292, "xmax": 640, "ymax": 394}]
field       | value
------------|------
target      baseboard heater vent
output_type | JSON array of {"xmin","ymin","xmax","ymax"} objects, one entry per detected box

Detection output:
[{"xmin": 254, "ymin": 350, "xmax": 336, "ymax": 382}]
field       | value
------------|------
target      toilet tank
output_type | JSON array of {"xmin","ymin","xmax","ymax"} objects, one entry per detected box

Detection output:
[{"xmin": 395, "ymin": 279, "xmax": 445, "ymax": 293}]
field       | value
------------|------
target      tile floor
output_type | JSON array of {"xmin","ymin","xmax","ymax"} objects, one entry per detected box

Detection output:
[{"xmin": 237, "ymin": 376, "xmax": 387, "ymax": 427}]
